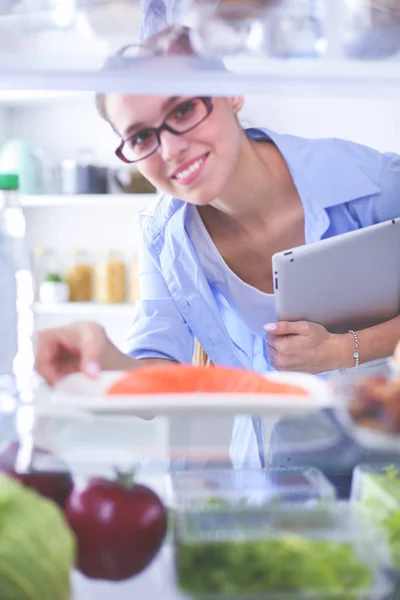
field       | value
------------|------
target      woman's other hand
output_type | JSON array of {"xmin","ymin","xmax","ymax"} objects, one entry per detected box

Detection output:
[
  {"xmin": 34, "ymin": 322, "xmax": 108, "ymax": 386},
  {"xmin": 264, "ymin": 320, "xmax": 346, "ymax": 374}
]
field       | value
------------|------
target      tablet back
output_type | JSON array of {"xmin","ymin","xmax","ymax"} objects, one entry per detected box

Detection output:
[{"xmin": 272, "ymin": 218, "xmax": 400, "ymax": 334}]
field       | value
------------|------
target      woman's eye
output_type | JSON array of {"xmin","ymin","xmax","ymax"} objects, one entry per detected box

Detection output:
[
  {"xmin": 130, "ymin": 129, "xmax": 152, "ymax": 147},
  {"xmin": 173, "ymin": 100, "xmax": 196, "ymax": 119}
]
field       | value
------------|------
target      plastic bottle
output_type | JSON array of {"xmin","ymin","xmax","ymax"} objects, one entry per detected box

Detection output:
[
  {"xmin": 0, "ymin": 173, "xmax": 35, "ymax": 472},
  {"xmin": 0, "ymin": 173, "xmax": 35, "ymax": 402}
]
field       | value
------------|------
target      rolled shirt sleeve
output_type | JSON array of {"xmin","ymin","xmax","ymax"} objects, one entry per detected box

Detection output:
[{"xmin": 126, "ymin": 238, "xmax": 194, "ymax": 364}]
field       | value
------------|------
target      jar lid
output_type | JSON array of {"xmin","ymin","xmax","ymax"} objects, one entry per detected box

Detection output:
[
  {"xmin": 0, "ymin": 173, "xmax": 19, "ymax": 190},
  {"xmin": 34, "ymin": 246, "xmax": 54, "ymax": 256},
  {"xmin": 100, "ymin": 249, "xmax": 120, "ymax": 258}
]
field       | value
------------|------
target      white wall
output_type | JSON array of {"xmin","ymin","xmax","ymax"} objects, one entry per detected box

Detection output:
[
  {"xmin": 7, "ymin": 94, "xmax": 400, "ymax": 168},
  {"xmin": 242, "ymin": 95, "xmax": 400, "ymax": 153}
]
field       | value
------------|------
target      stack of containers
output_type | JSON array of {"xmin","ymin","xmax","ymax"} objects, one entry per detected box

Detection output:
[{"xmin": 171, "ymin": 468, "xmax": 395, "ymax": 599}]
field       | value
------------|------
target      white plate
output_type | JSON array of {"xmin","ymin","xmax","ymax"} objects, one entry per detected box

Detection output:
[{"xmin": 35, "ymin": 370, "xmax": 337, "ymax": 418}]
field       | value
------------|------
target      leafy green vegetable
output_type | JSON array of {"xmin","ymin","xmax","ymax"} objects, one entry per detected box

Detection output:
[
  {"xmin": 0, "ymin": 474, "xmax": 75, "ymax": 600},
  {"xmin": 360, "ymin": 465, "xmax": 400, "ymax": 567},
  {"xmin": 177, "ymin": 535, "xmax": 372, "ymax": 599},
  {"xmin": 44, "ymin": 273, "xmax": 63, "ymax": 283}
]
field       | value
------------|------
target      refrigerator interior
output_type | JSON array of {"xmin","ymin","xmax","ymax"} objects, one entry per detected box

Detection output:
[{"xmin": 0, "ymin": 1, "xmax": 400, "ymax": 599}]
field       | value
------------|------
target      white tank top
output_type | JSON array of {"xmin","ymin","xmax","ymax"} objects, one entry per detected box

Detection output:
[{"xmin": 187, "ymin": 206, "xmax": 277, "ymax": 337}]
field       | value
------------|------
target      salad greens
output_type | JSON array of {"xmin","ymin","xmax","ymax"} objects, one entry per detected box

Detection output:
[
  {"xmin": 360, "ymin": 465, "xmax": 400, "ymax": 567},
  {"xmin": 177, "ymin": 535, "xmax": 372, "ymax": 599}
]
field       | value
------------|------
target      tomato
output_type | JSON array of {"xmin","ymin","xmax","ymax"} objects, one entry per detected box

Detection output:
[
  {"xmin": 65, "ymin": 472, "xmax": 168, "ymax": 581},
  {"xmin": 0, "ymin": 441, "xmax": 74, "ymax": 508}
]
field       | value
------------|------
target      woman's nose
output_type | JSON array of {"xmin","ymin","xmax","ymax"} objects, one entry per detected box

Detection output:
[{"xmin": 159, "ymin": 129, "xmax": 190, "ymax": 161}]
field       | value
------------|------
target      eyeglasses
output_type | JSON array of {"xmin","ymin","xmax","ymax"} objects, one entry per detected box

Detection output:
[{"xmin": 116, "ymin": 97, "xmax": 213, "ymax": 164}]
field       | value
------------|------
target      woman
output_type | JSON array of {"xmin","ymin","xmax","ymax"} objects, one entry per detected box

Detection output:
[{"xmin": 35, "ymin": 27, "xmax": 400, "ymax": 470}]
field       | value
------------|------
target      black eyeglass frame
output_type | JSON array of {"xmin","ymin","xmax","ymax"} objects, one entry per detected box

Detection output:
[{"xmin": 115, "ymin": 97, "xmax": 213, "ymax": 164}]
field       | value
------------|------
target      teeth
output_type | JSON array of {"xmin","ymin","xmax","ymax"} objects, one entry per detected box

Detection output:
[{"xmin": 175, "ymin": 157, "xmax": 205, "ymax": 181}]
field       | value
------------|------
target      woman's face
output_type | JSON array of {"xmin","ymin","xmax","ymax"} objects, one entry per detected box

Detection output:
[{"xmin": 105, "ymin": 93, "xmax": 245, "ymax": 205}]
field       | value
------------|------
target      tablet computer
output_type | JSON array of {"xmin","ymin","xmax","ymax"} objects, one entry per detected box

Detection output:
[{"xmin": 272, "ymin": 218, "xmax": 400, "ymax": 334}]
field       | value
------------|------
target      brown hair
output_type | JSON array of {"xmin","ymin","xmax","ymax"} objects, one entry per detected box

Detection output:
[{"xmin": 193, "ymin": 339, "xmax": 212, "ymax": 367}]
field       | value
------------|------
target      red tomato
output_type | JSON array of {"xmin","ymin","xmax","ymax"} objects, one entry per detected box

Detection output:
[
  {"xmin": 65, "ymin": 473, "xmax": 168, "ymax": 581},
  {"xmin": 0, "ymin": 441, "xmax": 73, "ymax": 508}
]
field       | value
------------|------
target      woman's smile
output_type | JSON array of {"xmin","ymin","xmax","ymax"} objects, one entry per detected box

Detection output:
[{"xmin": 170, "ymin": 152, "xmax": 209, "ymax": 187}]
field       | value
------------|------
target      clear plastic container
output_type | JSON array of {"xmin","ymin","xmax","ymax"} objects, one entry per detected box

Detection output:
[
  {"xmin": 331, "ymin": 366, "xmax": 400, "ymax": 453},
  {"xmin": 342, "ymin": 0, "xmax": 400, "ymax": 59},
  {"xmin": 351, "ymin": 463, "xmax": 400, "ymax": 568},
  {"xmin": 171, "ymin": 467, "xmax": 336, "ymax": 510},
  {"xmin": 186, "ymin": 0, "xmax": 271, "ymax": 58},
  {"xmin": 268, "ymin": 0, "xmax": 327, "ymax": 58},
  {"xmin": 175, "ymin": 502, "xmax": 394, "ymax": 599}
]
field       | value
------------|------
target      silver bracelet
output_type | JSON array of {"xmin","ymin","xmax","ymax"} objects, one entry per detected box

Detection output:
[
  {"xmin": 348, "ymin": 329, "xmax": 360, "ymax": 370},
  {"xmin": 340, "ymin": 329, "xmax": 360, "ymax": 374}
]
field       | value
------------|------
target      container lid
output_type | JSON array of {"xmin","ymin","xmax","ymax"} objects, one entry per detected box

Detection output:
[
  {"xmin": 172, "ymin": 467, "xmax": 336, "ymax": 509},
  {"xmin": 0, "ymin": 173, "xmax": 19, "ymax": 190},
  {"xmin": 351, "ymin": 463, "xmax": 400, "ymax": 507}
]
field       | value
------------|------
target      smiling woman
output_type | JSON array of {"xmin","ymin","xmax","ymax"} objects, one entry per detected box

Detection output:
[{"xmin": 34, "ymin": 24, "xmax": 400, "ymax": 472}]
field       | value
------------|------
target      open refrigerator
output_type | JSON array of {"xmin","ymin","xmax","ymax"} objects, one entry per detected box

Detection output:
[{"xmin": 0, "ymin": 0, "xmax": 400, "ymax": 599}]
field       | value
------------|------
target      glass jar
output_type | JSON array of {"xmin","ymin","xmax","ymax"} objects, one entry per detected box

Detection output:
[
  {"xmin": 65, "ymin": 249, "xmax": 93, "ymax": 302},
  {"xmin": 95, "ymin": 250, "xmax": 126, "ymax": 304},
  {"xmin": 342, "ymin": 0, "xmax": 400, "ymax": 59},
  {"xmin": 268, "ymin": 0, "xmax": 327, "ymax": 58}
]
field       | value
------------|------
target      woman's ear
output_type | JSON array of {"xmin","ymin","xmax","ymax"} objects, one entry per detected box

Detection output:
[{"xmin": 229, "ymin": 96, "xmax": 245, "ymax": 114}]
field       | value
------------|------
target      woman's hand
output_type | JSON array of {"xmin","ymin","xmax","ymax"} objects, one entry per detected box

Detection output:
[
  {"xmin": 264, "ymin": 321, "xmax": 347, "ymax": 374},
  {"xmin": 35, "ymin": 321, "xmax": 136, "ymax": 386}
]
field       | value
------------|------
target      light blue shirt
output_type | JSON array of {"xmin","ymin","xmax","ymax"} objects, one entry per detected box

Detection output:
[
  {"xmin": 127, "ymin": 127, "xmax": 400, "ymax": 468},
  {"xmin": 186, "ymin": 204, "xmax": 276, "ymax": 337}
]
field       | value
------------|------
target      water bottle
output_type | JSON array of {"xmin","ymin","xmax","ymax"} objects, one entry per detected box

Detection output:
[{"xmin": 0, "ymin": 173, "xmax": 35, "ymax": 470}]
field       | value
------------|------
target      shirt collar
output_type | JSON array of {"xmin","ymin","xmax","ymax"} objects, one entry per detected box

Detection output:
[{"xmin": 246, "ymin": 127, "xmax": 381, "ymax": 209}]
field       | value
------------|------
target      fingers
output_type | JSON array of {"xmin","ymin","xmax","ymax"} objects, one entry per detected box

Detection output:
[
  {"xmin": 76, "ymin": 322, "xmax": 105, "ymax": 377},
  {"xmin": 266, "ymin": 344, "xmax": 303, "ymax": 372},
  {"xmin": 267, "ymin": 345, "xmax": 288, "ymax": 371},
  {"xmin": 34, "ymin": 328, "xmax": 79, "ymax": 386},
  {"xmin": 34, "ymin": 322, "xmax": 105, "ymax": 386},
  {"xmin": 264, "ymin": 321, "xmax": 311, "ymax": 336}
]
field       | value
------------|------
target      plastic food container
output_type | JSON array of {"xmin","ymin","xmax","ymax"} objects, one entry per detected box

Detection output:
[
  {"xmin": 331, "ymin": 366, "xmax": 400, "ymax": 452},
  {"xmin": 171, "ymin": 467, "xmax": 336, "ymax": 510},
  {"xmin": 351, "ymin": 463, "xmax": 400, "ymax": 568},
  {"xmin": 342, "ymin": 0, "xmax": 400, "ymax": 59},
  {"xmin": 174, "ymin": 502, "xmax": 394, "ymax": 599}
]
